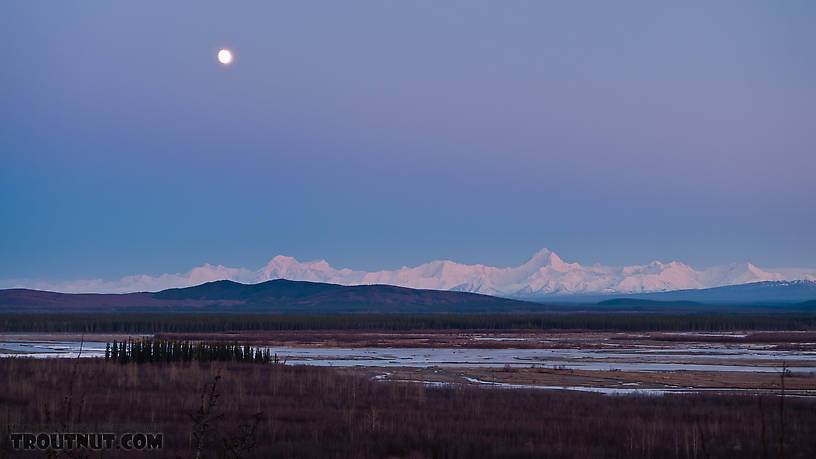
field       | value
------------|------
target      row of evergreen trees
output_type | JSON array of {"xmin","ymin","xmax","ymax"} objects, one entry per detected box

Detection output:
[{"xmin": 104, "ymin": 339, "xmax": 277, "ymax": 364}]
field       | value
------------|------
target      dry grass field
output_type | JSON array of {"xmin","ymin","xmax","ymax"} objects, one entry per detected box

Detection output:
[{"xmin": 2, "ymin": 358, "xmax": 816, "ymax": 458}]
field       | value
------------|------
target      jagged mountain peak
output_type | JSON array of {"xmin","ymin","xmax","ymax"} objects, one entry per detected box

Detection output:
[{"xmin": 10, "ymin": 249, "xmax": 816, "ymax": 297}]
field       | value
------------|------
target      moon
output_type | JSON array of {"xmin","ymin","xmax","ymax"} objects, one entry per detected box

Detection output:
[{"xmin": 217, "ymin": 49, "xmax": 233, "ymax": 65}]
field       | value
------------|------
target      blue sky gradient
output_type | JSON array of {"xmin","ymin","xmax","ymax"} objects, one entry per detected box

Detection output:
[{"xmin": 1, "ymin": 1, "xmax": 814, "ymax": 281}]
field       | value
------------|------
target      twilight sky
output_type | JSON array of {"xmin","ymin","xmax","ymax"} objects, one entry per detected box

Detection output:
[{"xmin": 1, "ymin": 1, "xmax": 815, "ymax": 283}]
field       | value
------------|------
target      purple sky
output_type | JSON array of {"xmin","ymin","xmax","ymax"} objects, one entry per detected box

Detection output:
[{"xmin": 1, "ymin": 1, "xmax": 814, "ymax": 283}]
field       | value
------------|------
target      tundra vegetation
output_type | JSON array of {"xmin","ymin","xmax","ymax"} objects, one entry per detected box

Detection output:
[{"xmin": 1, "ymin": 357, "xmax": 815, "ymax": 458}]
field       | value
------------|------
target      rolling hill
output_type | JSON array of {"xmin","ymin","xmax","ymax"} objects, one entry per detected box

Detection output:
[
  {"xmin": 0, "ymin": 279, "xmax": 540, "ymax": 314},
  {"xmin": 591, "ymin": 280, "xmax": 816, "ymax": 304}
]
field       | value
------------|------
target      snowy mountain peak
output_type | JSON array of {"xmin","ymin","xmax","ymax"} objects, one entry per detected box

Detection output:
[
  {"xmin": 264, "ymin": 255, "xmax": 297, "ymax": 268},
  {"xmin": 525, "ymin": 248, "xmax": 555, "ymax": 265},
  {"xmin": 245, "ymin": 250, "xmax": 814, "ymax": 298},
  {"xmin": 9, "ymin": 249, "xmax": 816, "ymax": 296}
]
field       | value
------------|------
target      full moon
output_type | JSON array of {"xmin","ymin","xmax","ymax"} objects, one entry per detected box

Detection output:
[{"xmin": 217, "ymin": 49, "xmax": 233, "ymax": 65}]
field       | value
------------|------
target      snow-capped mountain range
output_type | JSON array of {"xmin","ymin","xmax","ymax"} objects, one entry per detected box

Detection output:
[{"xmin": 4, "ymin": 249, "xmax": 816, "ymax": 298}]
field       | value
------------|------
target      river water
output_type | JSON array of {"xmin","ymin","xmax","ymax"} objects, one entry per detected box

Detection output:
[{"xmin": 2, "ymin": 336, "xmax": 815, "ymax": 374}]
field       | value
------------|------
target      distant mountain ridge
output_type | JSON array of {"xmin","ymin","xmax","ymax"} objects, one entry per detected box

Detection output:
[
  {"xmin": 256, "ymin": 251, "xmax": 816, "ymax": 299},
  {"xmin": 3, "ymin": 249, "xmax": 815, "ymax": 298},
  {"xmin": 594, "ymin": 280, "xmax": 816, "ymax": 304},
  {"xmin": 2, "ymin": 279, "xmax": 814, "ymax": 314},
  {"xmin": 0, "ymin": 279, "xmax": 537, "ymax": 314}
]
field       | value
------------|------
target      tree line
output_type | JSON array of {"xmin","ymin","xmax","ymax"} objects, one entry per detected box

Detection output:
[
  {"xmin": 1, "ymin": 313, "xmax": 815, "ymax": 333},
  {"xmin": 104, "ymin": 339, "xmax": 276, "ymax": 364}
]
